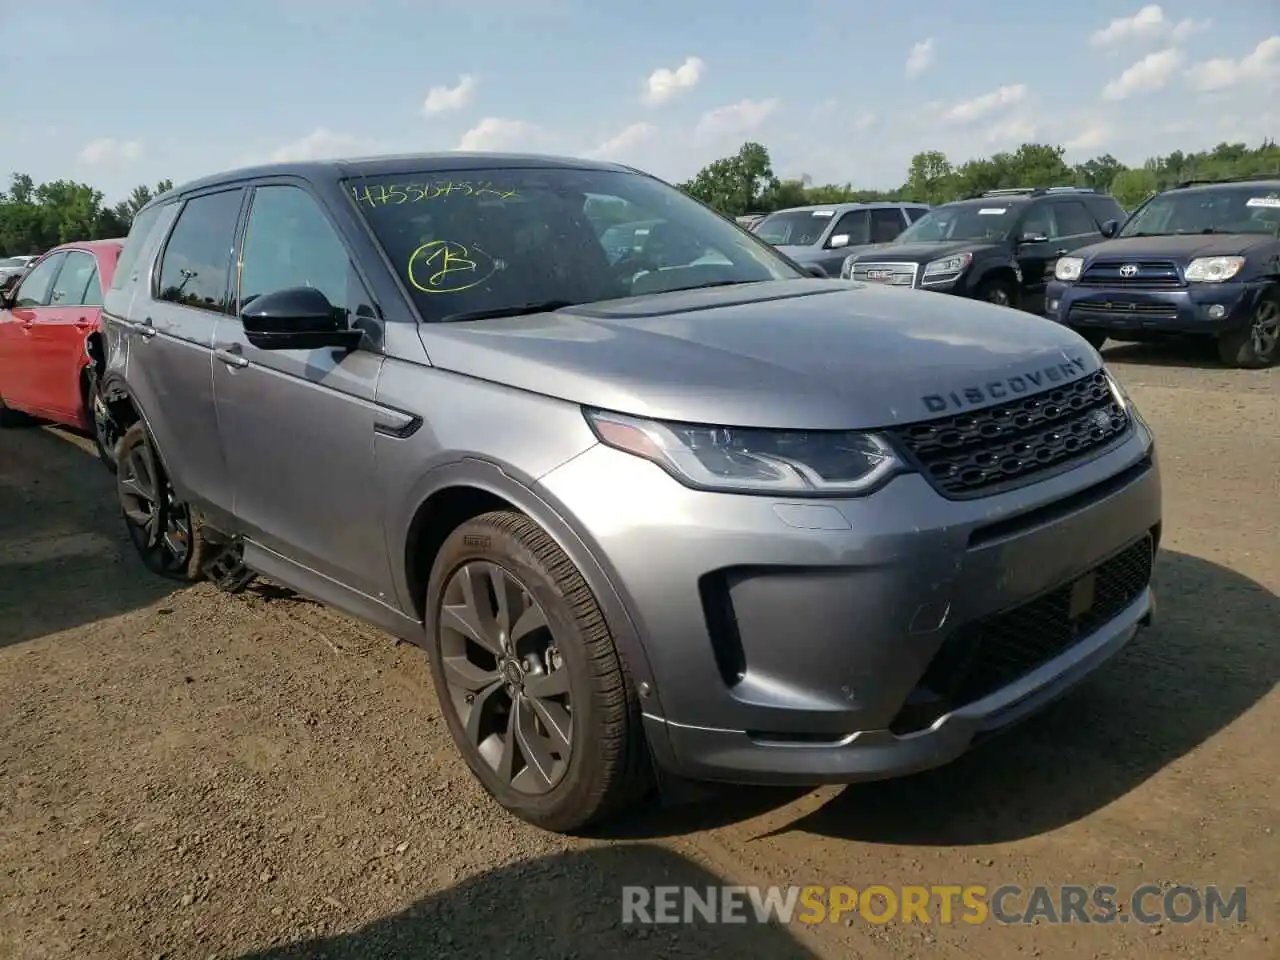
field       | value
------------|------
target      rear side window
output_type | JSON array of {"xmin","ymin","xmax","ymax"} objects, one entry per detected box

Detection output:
[
  {"xmin": 156, "ymin": 189, "xmax": 244, "ymax": 314},
  {"xmin": 111, "ymin": 204, "xmax": 166, "ymax": 292}
]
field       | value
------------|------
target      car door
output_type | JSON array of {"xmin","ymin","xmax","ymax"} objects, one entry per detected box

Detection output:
[
  {"xmin": 817, "ymin": 209, "xmax": 871, "ymax": 273},
  {"xmin": 1012, "ymin": 202, "xmax": 1062, "ymax": 313},
  {"xmin": 25, "ymin": 249, "xmax": 99, "ymax": 422},
  {"xmin": 210, "ymin": 180, "xmax": 393, "ymax": 600},
  {"xmin": 136, "ymin": 189, "xmax": 244, "ymax": 520},
  {"xmin": 0, "ymin": 251, "xmax": 67, "ymax": 412}
]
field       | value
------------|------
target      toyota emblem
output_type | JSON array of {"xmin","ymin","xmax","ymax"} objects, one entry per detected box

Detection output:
[{"xmin": 1119, "ymin": 263, "xmax": 1139, "ymax": 278}]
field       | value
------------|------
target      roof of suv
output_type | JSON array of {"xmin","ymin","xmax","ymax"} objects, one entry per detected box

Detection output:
[
  {"xmin": 1166, "ymin": 177, "xmax": 1280, "ymax": 194},
  {"xmin": 767, "ymin": 201, "xmax": 924, "ymax": 215},
  {"xmin": 151, "ymin": 152, "xmax": 641, "ymax": 207}
]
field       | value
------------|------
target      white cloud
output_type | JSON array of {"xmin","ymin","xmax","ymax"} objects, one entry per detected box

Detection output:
[
  {"xmin": 1090, "ymin": 6, "xmax": 1210, "ymax": 49},
  {"xmin": 1188, "ymin": 37, "xmax": 1280, "ymax": 92},
  {"xmin": 455, "ymin": 117, "xmax": 544, "ymax": 152},
  {"xmin": 422, "ymin": 74, "xmax": 477, "ymax": 115},
  {"xmin": 1102, "ymin": 48, "xmax": 1181, "ymax": 100},
  {"xmin": 942, "ymin": 84, "xmax": 1028, "ymax": 124},
  {"xmin": 1170, "ymin": 17, "xmax": 1211, "ymax": 43},
  {"xmin": 1065, "ymin": 121, "xmax": 1114, "ymax": 151},
  {"xmin": 642, "ymin": 56, "xmax": 705, "ymax": 106},
  {"xmin": 986, "ymin": 117, "xmax": 1037, "ymax": 144},
  {"xmin": 905, "ymin": 38, "xmax": 936, "ymax": 78},
  {"xmin": 586, "ymin": 122, "xmax": 657, "ymax": 161},
  {"xmin": 852, "ymin": 110, "xmax": 877, "ymax": 131},
  {"xmin": 78, "ymin": 138, "xmax": 142, "ymax": 165},
  {"xmin": 694, "ymin": 98, "xmax": 780, "ymax": 139},
  {"xmin": 267, "ymin": 128, "xmax": 377, "ymax": 162}
]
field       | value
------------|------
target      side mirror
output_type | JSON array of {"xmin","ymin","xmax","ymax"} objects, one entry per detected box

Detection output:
[
  {"xmin": 1019, "ymin": 232, "xmax": 1049, "ymax": 244},
  {"xmin": 827, "ymin": 234, "xmax": 850, "ymax": 249},
  {"xmin": 1100, "ymin": 219, "xmax": 1119, "ymax": 238},
  {"xmin": 240, "ymin": 286, "xmax": 362, "ymax": 351},
  {"xmin": 804, "ymin": 263, "xmax": 828, "ymax": 278}
]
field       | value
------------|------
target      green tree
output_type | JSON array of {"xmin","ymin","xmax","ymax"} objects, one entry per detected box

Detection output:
[{"xmin": 680, "ymin": 141, "xmax": 779, "ymax": 216}]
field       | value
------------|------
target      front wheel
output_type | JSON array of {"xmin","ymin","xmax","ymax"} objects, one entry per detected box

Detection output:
[
  {"xmin": 1075, "ymin": 328, "xmax": 1108, "ymax": 352},
  {"xmin": 1217, "ymin": 292, "xmax": 1279, "ymax": 369},
  {"xmin": 425, "ymin": 510, "xmax": 650, "ymax": 833},
  {"xmin": 976, "ymin": 277, "xmax": 1018, "ymax": 309},
  {"xmin": 116, "ymin": 421, "xmax": 206, "ymax": 580}
]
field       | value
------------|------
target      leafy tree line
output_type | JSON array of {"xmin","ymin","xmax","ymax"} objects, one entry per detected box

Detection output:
[
  {"xmin": 679, "ymin": 139, "xmax": 1280, "ymax": 218},
  {"xmin": 0, "ymin": 176, "xmax": 172, "ymax": 256},
  {"xmin": 3, "ymin": 136, "xmax": 1277, "ymax": 254}
]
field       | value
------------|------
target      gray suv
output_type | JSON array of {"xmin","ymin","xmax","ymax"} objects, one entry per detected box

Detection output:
[
  {"xmin": 99, "ymin": 153, "xmax": 1162, "ymax": 833},
  {"xmin": 753, "ymin": 202, "xmax": 927, "ymax": 277}
]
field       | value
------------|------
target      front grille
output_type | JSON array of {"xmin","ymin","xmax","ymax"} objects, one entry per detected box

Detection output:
[
  {"xmin": 911, "ymin": 534, "xmax": 1154, "ymax": 713},
  {"xmin": 851, "ymin": 261, "xmax": 918, "ymax": 287},
  {"xmin": 1078, "ymin": 259, "xmax": 1182, "ymax": 289},
  {"xmin": 887, "ymin": 371, "xmax": 1131, "ymax": 500},
  {"xmin": 1069, "ymin": 300, "xmax": 1179, "ymax": 322}
]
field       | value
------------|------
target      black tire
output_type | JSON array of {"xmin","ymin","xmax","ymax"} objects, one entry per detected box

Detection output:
[
  {"xmin": 82, "ymin": 369, "xmax": 117, "ymax": 472},
  {"xmin": 425, "ymin": 510, "xmax": 650, "ymax": 833},
  {"xmin": 1217, "ymin": 291, "xmax": 1280, "ymax": 369},
  {"xmin": 976, "ymin": 277, "xmax": 1018, "ymax": 309},
  {"xmin": 1076, "ymin": 328, "xmax": 1108, "ymax": 352},
  {"xmin": 116, "ymin": 421, "xmax": 207, "ymax": 581}
]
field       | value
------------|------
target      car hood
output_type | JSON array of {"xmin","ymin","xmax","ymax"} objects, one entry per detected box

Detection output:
[
  {"xmin": 416, "ymin": 280, "xmax": 1100, "ymax": 430},
  {"xmin": 1077, "ymin": 233, "xmax": 1274, "ymax": 259},
  {"xmin": 850, "ymin": 240, "xmax": 1003, "ymax": 264}
]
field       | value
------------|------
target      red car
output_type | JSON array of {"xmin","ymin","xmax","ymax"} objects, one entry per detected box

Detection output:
[{"xmin": 0, "ymin": 239, "xmax": 124, "ymax": 464}]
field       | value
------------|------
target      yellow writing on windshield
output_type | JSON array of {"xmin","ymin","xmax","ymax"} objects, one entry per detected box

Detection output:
[
  {"xmin": 352, "ymin": 182, "xmax": 518, "ymax": 206},
  {"xmin": 407, "ymin": 240, "xmax": 497, "ymax": 294}
]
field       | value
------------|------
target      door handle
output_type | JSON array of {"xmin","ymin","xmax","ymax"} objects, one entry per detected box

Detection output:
[
  {"xmin": 74, "ymin": 318, "xmax": 92, "ymax": 329},
  {"xmin": 1055, "ymin": 249, "xmax": 1069, "ymax": 256},
  {"xmin": 215, "ymin": 347, "xmax": 248, "ymax": 369},
  {"xmin": 135, "ymin": 317, "xmax": 157, "ymax": 339}
]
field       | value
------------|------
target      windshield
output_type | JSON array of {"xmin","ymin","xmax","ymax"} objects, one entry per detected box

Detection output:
[
  {"xmin": 752, "ymin": 210, "xmax": 835, "ymax": 246},
  {"xmin": 895, "ymin": 202, "xmax": 1019, "ymax": 243},
  {"xmin": 1119, "ymin": 185, "xmax": 1280, "ymax": 237},
  {"xmin": 346, "ymin": 168, "xmax": 800, "ymax": 321}
]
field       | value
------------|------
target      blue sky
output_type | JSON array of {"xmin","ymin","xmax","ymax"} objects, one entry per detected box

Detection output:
[{"xmin": 2, "ymin": 1, "xmax": 1276, "ymax": 202}]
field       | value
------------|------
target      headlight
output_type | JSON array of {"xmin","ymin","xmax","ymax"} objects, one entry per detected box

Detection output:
[
  {"xmin": 1184, "ymin": 256, "xmax": 1244, "ymax": 283},
  {"xmin": 840, "ymin": 254, "xmax": 858, "ymax": 279},
  {"xmin": 922, "ymin": 251, "xmax": 972, "ymax": 282},
  {"xmin": 1103, "ymin": 368, "xmax": 1129, "ymax": 409},
  {"xmin": 584, "ymin": 408, "xmax": 906, "ymax": 495},
  {"xmin": 1054, "ymin": 256, "xmax": 1084, "ymax": 282}
]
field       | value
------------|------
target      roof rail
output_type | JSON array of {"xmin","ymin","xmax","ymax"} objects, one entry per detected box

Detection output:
[
  {"xmin": 1174, "ymin": 174, "xmax": 1280, "ymax": 188},
  {"xmin": 975, "ymin": 186, "xmax": 1100, "ymax": 199}
]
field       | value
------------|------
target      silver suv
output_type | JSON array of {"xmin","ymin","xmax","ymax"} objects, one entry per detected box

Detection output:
[{"xmin": 100, "ymin": 153, "xmax": 1162, "ymax": 833}]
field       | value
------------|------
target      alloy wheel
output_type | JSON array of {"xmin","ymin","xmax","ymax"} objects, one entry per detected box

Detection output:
[
  {"xmin": 118, "ymin": 438, "xmax": 192, "ymax": 573},
  {"xmin": 1250, "ymin": 298, "xmax": 1279, "ymax": 360},
  {"xmin": 438, "ymin": 561, "xmax": 572, "ymax": 795}
]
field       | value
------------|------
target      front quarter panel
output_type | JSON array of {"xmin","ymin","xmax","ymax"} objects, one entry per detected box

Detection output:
[{"xmin": 373, "ymin": 346, "xmax": 663, "ymax": 700}]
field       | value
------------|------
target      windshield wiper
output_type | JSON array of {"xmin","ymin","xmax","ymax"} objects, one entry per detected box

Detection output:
[{"xmin": 438, "ymin": 300, "xmax": 576, "ymax": 323}]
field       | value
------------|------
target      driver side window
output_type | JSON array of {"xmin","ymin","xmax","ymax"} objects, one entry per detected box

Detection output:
[
  {"xmin": 826, "ymin": 210, "xmax": 869, "ymax": 248},
  {"xmin": 1019, "ymin": 204, "xmax": 1061, "ymax": 240},
  {"xmin": 238, "ymin": 185, "xmax": 352, "ymax": 316},
  {"xmin": 12, "ymin": 253, "xmax": 65, "ymax": 308}
]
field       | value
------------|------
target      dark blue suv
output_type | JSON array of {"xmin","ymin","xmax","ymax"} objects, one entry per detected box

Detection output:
[{"xmin": 1046, "ymin": 177, "xmax": 1280, "ymax": 369}]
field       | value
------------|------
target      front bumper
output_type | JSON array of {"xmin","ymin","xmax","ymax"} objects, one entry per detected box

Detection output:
[
  {"xmin": 1046, "ymin": 278, "xmax": 1267, "ymax": 336},
  {"xmin": 538, "ymin": 421, "xmax": 1162, "ymax": 786}
]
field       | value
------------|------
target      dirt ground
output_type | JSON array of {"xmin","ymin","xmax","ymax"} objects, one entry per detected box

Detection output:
[{"xmin": 1, "ymin": 339, "xmax": 1276, "ymax": 960}]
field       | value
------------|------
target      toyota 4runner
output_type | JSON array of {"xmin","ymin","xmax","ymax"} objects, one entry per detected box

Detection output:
[{"xmin": 100, "ymin": 154, "xmax": 1162, "ymax": 833}]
